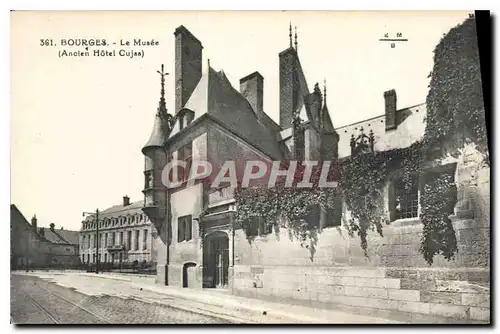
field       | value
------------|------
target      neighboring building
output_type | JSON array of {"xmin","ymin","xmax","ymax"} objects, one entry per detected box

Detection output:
[
  {"xmin": 79, "ymin": 196, "xmax": 157, "ymax": 266},
  {"xmin": 10, "ymin": 204, "xmax": 80, "ymax": 269},
  {"xmin": 141, "ymin": 25, "xmax": 490, "ymax": 323}
]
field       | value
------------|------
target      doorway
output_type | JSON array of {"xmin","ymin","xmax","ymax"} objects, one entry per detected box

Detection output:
[
  {"xmin": 202, "ymin": 231, "xmax": 229, "ymax": 288},
  {"xmin": 182, "ymin": 262, "xmax": 197, "ymax": 288}
]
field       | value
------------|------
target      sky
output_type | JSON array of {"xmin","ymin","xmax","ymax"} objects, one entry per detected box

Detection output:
[{"xmin": 11, "ymin": 10, "xmax": 471, "ymax": 231}]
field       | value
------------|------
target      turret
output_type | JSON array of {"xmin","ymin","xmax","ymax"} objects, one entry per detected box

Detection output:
[
  {"xmin": 142, "ymin": 64, "xmax": 174, "ymax": 232},
  {"xmin": 319, "ymin": 81, "xmax": 339, "ymax": 161}
]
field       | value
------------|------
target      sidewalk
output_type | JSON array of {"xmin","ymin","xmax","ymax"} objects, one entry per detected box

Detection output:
[{"xmin": 74, "ymin": 272, "xmax": 399, "ymax": 324}]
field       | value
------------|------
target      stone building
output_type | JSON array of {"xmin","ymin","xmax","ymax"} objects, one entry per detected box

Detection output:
[
  {"xmin": 141, "ymin": 25, "xmax": 490, "ymax": 323},
  {"xmin": 10, "ymin": 204, "xmax": 80, "ymax": 269},
  {"xmin": 79, "ymin": 196, "xmax": 157, "ymax": 266}
]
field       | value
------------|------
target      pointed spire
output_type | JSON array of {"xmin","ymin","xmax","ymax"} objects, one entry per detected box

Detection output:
[
  {"xmin": 323, "ymin": 79, "xmax": 327, "ymax": 104},
  {"xmin": 294, "ymin": 26, "xmax": 298, "ymax": 51},
  {"xmin": 156, "ymin": 64, "xmax": 169, "ymax": 117},
  {"xmin": 208, "ymin": 58, "xmax": 210, "ymax": 68},
  {"xmin": 289, "ymin": 22, "xmax": 293, "ymax": 48}
]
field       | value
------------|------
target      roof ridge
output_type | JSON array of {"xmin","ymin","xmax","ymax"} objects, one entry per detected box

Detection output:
[
  {"xmin": 335, "ymin": 102, "xmax": 426, "ymax": 130},
  {"xmin": 11, "ymin": 204, "xmax": 41, "ymax": 238},
  {"xmin": 49, "ymin": 229, "xmax": 71, "ymax": 244}
]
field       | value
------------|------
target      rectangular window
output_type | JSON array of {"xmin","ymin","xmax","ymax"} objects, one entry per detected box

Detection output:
[
  {"xmin": 112, "ymin": 232, "xmax": 116, "ymax": 245},
  {"xmin": 323, "ymin": 198, "xmax": 343, "ymax": 228},
  {"xmin": 87, "ymin": 254, "xmax": 90, "ymax": 263},
  {"xmin": 177, "ymin": 143, "xmax": 193, "ymax": 182},
  {"xmin": 93, "ymin": 235, "xmax": 97, "ymax": 248},
  {"xmin": 104, "ymin": 233, "xmax": 108, "ymax": 247},
  {"xmin": 305, "ymin": 205, "xmax": 321, "ymax": 229},
  {"xmin": 93, "ymin": 254, "xmax": 96, "ymax": 263},
  {"xmin": 104, "ymin": 253, "xmax": 107, "ymax": 263},
  {"xmin": 393, "ymin": 175, "xmax": 419, "ymax": 220},
  {"xmin": 82, "ymin": 255, "xmax": 85, "ymax": 263},
  {"xmin": 120, "ymin": 232, "xmax": 124, "ymax": 246},
  {"xmin": 245, "ymin": 217, "xmax": 272, "ymax": 237},
  {"xmin": 143, "ymin": 229, "xmax": 148, "ymax": 250},
  {"xmin": 178, "ymin": 215, "xmax": 192, "ymax": 242},
  {"xmin": 135, "ymin": 230, "xmax": 140, "ymax": 250},
  {"xmin": 145, "ymin": 170, "xmax": 153, "ymax": 189},
  {"xmin": 127, "ymin": 231, "xmax": 132, "ymax": 250}
]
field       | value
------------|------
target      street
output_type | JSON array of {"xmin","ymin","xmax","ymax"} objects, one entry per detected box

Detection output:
[{"xmin": 10, "ymin": 274, "xmax": 232, "ymax": 324}]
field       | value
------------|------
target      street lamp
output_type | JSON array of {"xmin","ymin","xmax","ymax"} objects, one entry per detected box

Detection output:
[{"xmin": 83, "ymin": 209, "xmax": 100, "ymax": 274}]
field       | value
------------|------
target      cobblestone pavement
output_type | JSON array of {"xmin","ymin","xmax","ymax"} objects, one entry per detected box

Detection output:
[{"xmin": 11, "ymin": 275, "xmax": 232, "ymax": 324}]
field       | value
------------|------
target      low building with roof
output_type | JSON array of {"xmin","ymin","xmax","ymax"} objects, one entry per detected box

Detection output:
[
  {"xmin": 10, "ymin": 204, "xmax": 80, "ymax": 269},
  {"xmin": 79, "ymin": 195, "xmax": 157, "ymax": 268}
]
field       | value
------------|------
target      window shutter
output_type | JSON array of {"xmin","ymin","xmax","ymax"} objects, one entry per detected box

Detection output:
[
  {"xmin": 186, "ymin": 217, "xmax": 192, "ymax": 241},
  {"xmin": 178, "ymin": 218, "xmax": 184, "ymax": 242}
]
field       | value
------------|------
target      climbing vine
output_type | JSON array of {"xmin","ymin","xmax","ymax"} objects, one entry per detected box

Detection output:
[
  {"xmin": 424, "ymin": 16, "xmax": 489, "ymax": 164},
  {"xmin": 233, "ymin": 162, "xmax": 339, "ymax": 259},
  {"xmin": 340, "ymin": 142, "xmax": 423, "ymax": 255},
  {"xmin": 419, "ymin": 173, "xmax": 458, "ymax": 265}
]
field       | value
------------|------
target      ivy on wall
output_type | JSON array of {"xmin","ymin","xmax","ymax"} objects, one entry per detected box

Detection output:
[
  {"xmin": 420, "ymin": 173, "xmax": 458, "ymax": 265},
  {"xmin": 233, "ymin": 163, "xmax": 339, "ymax": 258},
  {"xmin": 204, "ymin": 17, "xmax": 484, "ymax": 265},
  {"xmin": 424, "ymin": 16, "xmax": 489, "ymax": 164},
  {"xmin": 340, "ymin": 143, "xmax": 423, "ymax": 255}
]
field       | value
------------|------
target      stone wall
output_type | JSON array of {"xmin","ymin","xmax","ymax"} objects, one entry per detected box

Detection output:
[{"xmin": 232, "ymin": 216, "xmax": 490, "ymax": 323}]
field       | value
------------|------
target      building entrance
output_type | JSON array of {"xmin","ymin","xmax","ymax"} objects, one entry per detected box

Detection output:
[{"xmin": 202, "ymin": 231, "xmax": 229, "ymax": 288}]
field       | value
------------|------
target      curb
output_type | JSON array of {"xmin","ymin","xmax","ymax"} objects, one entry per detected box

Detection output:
[{"xmin": 78, "ymin": 273, "xmax": 131, "ymax": 282}]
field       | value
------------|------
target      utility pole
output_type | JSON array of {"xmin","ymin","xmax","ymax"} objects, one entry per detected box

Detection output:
[{"xmin": 95, "ymin": 208, "xmax": 99, "ymax": 274}]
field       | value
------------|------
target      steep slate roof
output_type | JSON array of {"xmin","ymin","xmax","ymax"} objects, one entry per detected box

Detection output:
[
  {"xmin": 11, "ymin": 204, "xmax": 79, "ymax": 245},
  {"xmin": 51, "ymin": 228, "xmax": 79, "ymax": 245},
  {"xmin": 168, "ymin": 66, "xmax": 285, "ymax": 160},
  {"xmin": 39, "ymin": 228, "xmax": 67, "ymax": 244},
  {"xmin": 335, "ymin": 103, "xmax": 426, "ymax": 159},
  {"xmin": 11, "ymin": 204, "xmax": 34, "ymax": 232}
]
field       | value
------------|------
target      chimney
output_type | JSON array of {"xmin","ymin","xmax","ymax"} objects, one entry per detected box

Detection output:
[
  {"xmin": 123, "ymin": 195, "xmax": 130, "ymax": 206},
  {"xmin": 384, "ymin": 89, "xmax": 397, "ymax": 131},
  {"xmin": 279, "ymin": 47, "xmax": 304, "ymax": 129},
  {"xmin": 31, "ymin": 215, "xmax": 37, "ymax": 231},
  {"xmin": 174, "ymin": 26, "xmax": 203, "ymax": 113},
  {"xmin": 240, "ymin": 72, "xmax": 264, "ymax": 117},
  {"xmin": 50, "ymin": 223, "xmax": 55, "ymax": 231}
]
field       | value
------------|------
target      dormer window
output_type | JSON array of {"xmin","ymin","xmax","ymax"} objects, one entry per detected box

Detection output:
[{"xmin": 178, "ymin": 108, "xmax": 195, "ymax": 131}]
